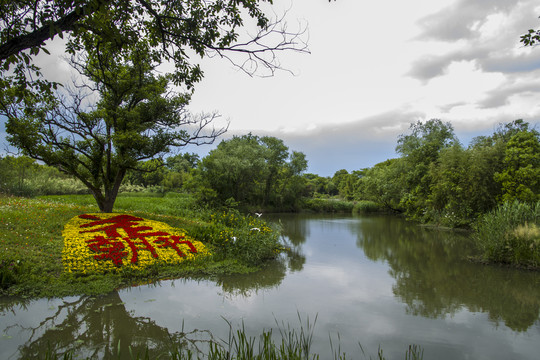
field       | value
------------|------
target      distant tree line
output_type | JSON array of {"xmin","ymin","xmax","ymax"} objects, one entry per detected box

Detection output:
[
  {"xmin": 1, "ymin": 134, "xmax": 308, "ymax": 211},
  {"xmin": 2, "ymin": 118, "xmax": 538, "ymax": 225},
  {"xmin": 309, "ymin": 119, "xmax": 539, "ymax": 227}
]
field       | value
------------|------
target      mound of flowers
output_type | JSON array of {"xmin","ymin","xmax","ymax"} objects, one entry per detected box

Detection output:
[{"xmin": 62, "ymin": 213, "xmax": 210, "ymax": 274}]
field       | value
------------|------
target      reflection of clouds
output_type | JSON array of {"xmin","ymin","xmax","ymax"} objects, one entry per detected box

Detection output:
[
  {"xmin": 302, "ymin": 262, "xmax": 393, "ymax": 301},
  {"xmin": 1, "ymin": 298, "xmax": 74, "ymax": 360},
  {"xmin": 223, "ymin": 293, "xmax": 263, "ymax": 314}
]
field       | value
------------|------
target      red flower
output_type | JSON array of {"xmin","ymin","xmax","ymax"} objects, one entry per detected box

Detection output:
[{"xmin": 77, "ymin": 214, "xmax": 199, "ymax": 267}]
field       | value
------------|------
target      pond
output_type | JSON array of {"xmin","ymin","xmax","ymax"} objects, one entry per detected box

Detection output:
[{"xmin": 1, "ymin": 213, "xmax": 539, "ymax": 359}]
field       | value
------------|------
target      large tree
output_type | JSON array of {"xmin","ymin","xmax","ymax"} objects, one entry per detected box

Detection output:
[
  {"xmin": 197, "ymin": 134, "xmax": 307, "ymax": 209},
  {"xmin": 5, "ymin": 40, "xmax": 226, "ymax": 212},
  {"xmin": 395, "ymin": 119, "xmax": 458, "ymax": 221},
  {"xmin": 1, "ymin": 0, "xmax": 312, "ymax": 211}
]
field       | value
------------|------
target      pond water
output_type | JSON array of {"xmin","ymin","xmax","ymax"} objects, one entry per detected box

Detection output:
[{"xmin": 1, "ymin": 214, "xmax": 540, "ymax": 359}]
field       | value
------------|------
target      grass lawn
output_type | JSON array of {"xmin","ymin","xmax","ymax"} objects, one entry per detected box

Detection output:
[{"xmin": 0, "ymin": 193, "xmax": 283, "ymax": 298}]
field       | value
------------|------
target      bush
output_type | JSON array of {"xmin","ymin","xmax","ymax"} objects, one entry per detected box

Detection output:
[
  {"xmin": 474, "ymin": 201, "xmax": 540, "ymax": 268},
  {"xmin": 190, "ymin": 210, "xmax": 282, "ymax": 266},
  {"xmin": 25, "ymin": 176, "xmax": 89, "ymax": 195},
  {"xmin": 119, "ymin": 182, "xmax": 146, "ymax": 193}
]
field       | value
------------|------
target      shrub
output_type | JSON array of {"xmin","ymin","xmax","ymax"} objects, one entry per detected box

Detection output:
[
  {"xmin": 25, "ymin": 176, "xmax": 88, "ymax": 195},
  {"xmin": 119, "ymin": 182, "xmax": 146, "ymax": 193},
  {"xmin": 474, "ymin": 201, "xmax": 540, "ymax": 267},
  {"xmin": 190, "ymin": 210, "xmax": 282, "ymax": 266}
]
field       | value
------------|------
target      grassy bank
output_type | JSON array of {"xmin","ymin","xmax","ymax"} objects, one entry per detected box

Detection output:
[{"xmin": 0, "ymin": 193, "xmax": 283, "ymax": 298}]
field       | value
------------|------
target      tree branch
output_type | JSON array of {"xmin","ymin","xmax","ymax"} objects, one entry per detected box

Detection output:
[{"xmin": 0, "ymin": 0, "xmax": 110, "ymax": 62}]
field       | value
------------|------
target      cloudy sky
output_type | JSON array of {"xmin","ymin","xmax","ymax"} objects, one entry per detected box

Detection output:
[
  {"xmin": 2, "ymin": 0, "xmax": 540, "ymax": 176},
  {"xmin": 184, "ymin": 0, "xmax": 540, "ymax": 175}
]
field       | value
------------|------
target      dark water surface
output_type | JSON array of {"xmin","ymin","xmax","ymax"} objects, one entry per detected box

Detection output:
[{"xmin": 2, "ymin": 214, "xmax": 540, "ymax": 359}]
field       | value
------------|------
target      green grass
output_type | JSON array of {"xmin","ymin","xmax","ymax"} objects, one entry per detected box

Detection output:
[
  {"xmin": 474, "ymin": 200, "xmax": 540, "ymax": 268},
  {"xmin": 0, "ymin": 193, "xmax": 283, "ymax": 298}
]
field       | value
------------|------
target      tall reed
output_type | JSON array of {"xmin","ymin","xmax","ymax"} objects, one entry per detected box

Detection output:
[
  {"xmin": 40, "ymin": 316, "xmax": 424, "ymax": 360},
  {"xmin": 474, "ymin": 201, "xmax": 540, "ymax": 267}
]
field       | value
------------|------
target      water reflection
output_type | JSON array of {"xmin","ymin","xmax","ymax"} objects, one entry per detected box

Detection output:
[
  {"xmin": 271, "ymin": 213, "xmax": 311, "ymax": 246},
  {"xmin": 352, "ymin": 215, "xmax": 540, "ymax": 332},
  {"xmin": 1, "ymin": 292, "xmax": 214, "ymax": 359},
  {"xmin": 1, "ymin": 253, "xmax": 299, "ymax": 359},
  {"xmin": 215, "ymin": 258, "xmax": 287, "ymax": 298},
  {"xmin": 2, "ymin": 214, "xmax": 540, "ymax": 360}
]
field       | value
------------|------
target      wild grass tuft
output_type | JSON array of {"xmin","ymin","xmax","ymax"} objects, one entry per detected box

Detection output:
[
  {"xmin": 38, "ymin": 317, "xmax": 424, "ymax": 360},
  {"xmin": 474, "ymin": 200, "xmax": 540, "ymax": 268}
]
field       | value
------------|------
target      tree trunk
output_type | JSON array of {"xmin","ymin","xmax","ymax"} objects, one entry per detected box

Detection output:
[
  {"xmin": 92, "ymin": 190, "xmax": 117, "ymax": 213},
  {"xmin": 91, "ymin": 187, "xmax": 118, "ymax": 213},
  {"xmin": 91, "ymin": 190, "xmax": 108, "ymax": 213}
]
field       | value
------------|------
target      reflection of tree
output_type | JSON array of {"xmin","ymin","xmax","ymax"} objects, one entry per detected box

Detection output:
[
  {"xmin": 264, "ymin": 214, "xmax": 309, "ymax": 272},
  {"xmin": 215, "ymin": 258, "xmax": 288, "ymax": 298},
  {"xmin": 0, "ymin": 297, "xmax": 32, "ymax": 316},
  {"xmin": 284, "ymin": 247, "xmax": 306, "ymax": 272},
  {"xmin": 354, "ymin": 216, "xmax": 540, "ymax": 332},
  {"xmin": 9, "ymin": 292, "xmax": 213, "ymax": 359},
  {"xmin": 269, "ymin": 214, "xmax": 309, "ymax": 246},
  {"xmin": 214, "ymin": 220, "xmax": 308, "ymax": 297}
]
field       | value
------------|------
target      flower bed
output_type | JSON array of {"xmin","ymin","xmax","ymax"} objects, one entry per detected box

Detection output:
[{"xmin": 62, "ymin": 213, "xmax": 210, "ymax": 274}]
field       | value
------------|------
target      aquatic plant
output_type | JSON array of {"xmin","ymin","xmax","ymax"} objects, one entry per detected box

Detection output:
[
  {"xmin": 38, "ymin": 316, "xmax": 425, "ymax": 360},
  {"xmin": 474, "ymin": 200, "xmax": 540, "ymax": 268}
]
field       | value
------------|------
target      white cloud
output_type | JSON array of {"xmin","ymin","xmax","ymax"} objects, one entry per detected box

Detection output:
[{"xmin": 3, "ymin": 0, "xmax": 540, "ymax": 174}]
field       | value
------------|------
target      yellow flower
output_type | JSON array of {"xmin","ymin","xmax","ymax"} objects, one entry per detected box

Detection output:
[{"xmin": 62, "ymin": 213, "xmax": 211, "ymax": 274}]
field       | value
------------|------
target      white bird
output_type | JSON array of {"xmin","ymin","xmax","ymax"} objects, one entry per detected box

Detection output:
[
  {"xmin": 231, "ymin": 236, "xmax": 237, "ymax": 243},
  {"xmin": 250, "ymin": 227, "xmax": 261, "ymax": 231},
  {"xmin": 255, "ymin": 212, "xmax": 262, "ymax": 217}
]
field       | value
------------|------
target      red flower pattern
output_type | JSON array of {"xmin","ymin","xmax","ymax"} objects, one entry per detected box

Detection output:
[{"xmin": 78, "ymin": 214, "xmax": 198, "ymax": 267}]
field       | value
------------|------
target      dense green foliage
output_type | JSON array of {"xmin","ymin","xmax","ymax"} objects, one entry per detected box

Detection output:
[
  {"xmin": 5, "ymin": 39, "xmax": 225, "ymax": 212},
  {"xmin": 193, "ymin": 134, "xmax": 308, "ymax": 211},
  {"xmin": 0, "ymin": 155, "xmax": 88, "ymax": 196},
  {"xmin": 302, "ymin": 198, "xmax": 355, "ymax": 213},
  {"xmin": 123, "ymin": 153, "xmax": 201, "ymax": 192},
  {"xmin": 354, "ymin": 119, "xmax": 540, "ymax": 227},
  {"xmin": 0, "ymin": 193, "xmax": 283, "ymax": 298}
]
